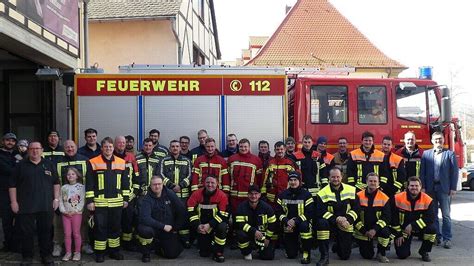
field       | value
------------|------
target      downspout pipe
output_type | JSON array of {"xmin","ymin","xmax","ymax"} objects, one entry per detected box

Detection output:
[{"xmin": 170, "ymin": 17, "xmax": 182, "ymax": 64}]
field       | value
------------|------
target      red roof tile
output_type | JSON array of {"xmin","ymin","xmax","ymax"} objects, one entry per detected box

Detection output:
[{"xmin": 246, "ymin": 0, "xmax": 406, "ymax": 69}]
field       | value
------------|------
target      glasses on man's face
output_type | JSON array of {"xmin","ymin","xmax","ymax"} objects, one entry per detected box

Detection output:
[{"xmin": 180, "ymin": 142, "xmax": 189, "ymax": 144}]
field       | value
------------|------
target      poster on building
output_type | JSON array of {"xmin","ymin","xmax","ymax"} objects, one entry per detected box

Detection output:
[{"xmin": 16, "ymin": 0, "xmax": 79, "ymax": 48}]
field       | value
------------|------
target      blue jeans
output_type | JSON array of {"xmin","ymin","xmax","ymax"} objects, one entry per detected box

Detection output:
[{"xmin": 432, "ymin": 187, "xmax": 452, "ymax": 241}]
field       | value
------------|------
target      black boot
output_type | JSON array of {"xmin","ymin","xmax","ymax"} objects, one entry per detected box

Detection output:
[
  {"xmin": 317, "ymin": 242, "xmax": 329, "ymax": 266},
  {"xmin": 300, "ymin": 251, "xmax": 311, "ymax": 264},
  {"xmin": 142, "ymin": 253, "xmax": 151, "ymax": 263},
  {"xmin": 95, "ymin": 253, "xmax": 105, "ymax": 263},
  {"xmin": 109, "ymin": 251, "xmax": 124, "ymax": 260}
]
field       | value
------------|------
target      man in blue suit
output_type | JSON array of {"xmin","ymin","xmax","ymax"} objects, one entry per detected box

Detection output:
[{"xmin": 420, "ymin": 131, "xmax": 458, "ymax": 249}]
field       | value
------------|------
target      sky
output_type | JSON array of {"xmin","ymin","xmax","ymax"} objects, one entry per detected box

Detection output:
[{"xmin": 214, "ymin": 0, "xmax": 473, "ymax": 109}]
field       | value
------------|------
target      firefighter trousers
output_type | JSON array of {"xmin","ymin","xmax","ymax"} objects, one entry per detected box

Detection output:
[
  {"xmin": 316, "ymin": 218, "xmax": 352, "ymax": 260},
  {"xmin": 356, "ymin": 227, "xmax": 391, "ymax": 259},
  {"xmin": 121, "ymin": 199, "xmax": 136, "ymax": 246},
  {"xmin": 236, "ymin": 230, "xmax": 275, "ymax": 260},
  {"xmin": 178, "ymin": 197, "xmax": 190, "ymax": 245},
  {"xmin": 282, "ymin": 220, "xmax": 312, "ymax": 259},
  {"xmin": 136, "ymin": 224, "xmax": 183, "ymax": 259},
  {"xmin": 93, "ymin": 206, "xmax": 122, "ymax": 254},
  {"xmin": 194, "ymin": 221, "xmax": 227, "ymax": 257},
  {"xmin": 395, "ymin": 224, "xmax": 436, "ymax": 259}
]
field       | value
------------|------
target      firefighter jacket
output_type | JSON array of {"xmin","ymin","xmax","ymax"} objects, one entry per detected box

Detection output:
[
  {"xmin": 114, "ymin": 150, "xmax": 138, "ymax": 197},
  {"xmin": 228, "ymin": 152, "xmax": 263, "ymax": 199},
  {"xmin": 395, "ymin": 145, "xmax": 424, "ymax": 179},
  {"xmin": 155, "ymin": 154, "xmax": 192, "ymax": 199},
  {"xmin": 42, "ymin": 145, "xmax": 65, "ymax": 165},
  {"xmin": 190, "ymin": 145, "xmax": 206, "ymax": 163},
  {"xmin": 347, "ymin": 146, "xmax": 387, "ymax": 191},
  {"xmin": 261, "ymin": 156, "xmax": 297, "ymax": 203},
  {"xmin": 332, "ymin": 151, "xmax": 350, "ymax": 183},
  {"xmin": 138, "ymin": 186, "xmax": 186, "ymax": 231},
  {"xmin": 315, "ymin": 183, "xmax": 358, "ymax": 232},
  {"xmin": 187, "ymin": 188, "xmax": 229, "ymax": 229},
  {"xmin": 152, "ymin": 144, "xmax": 168, "ymax": 160},
  {"xmin": 85, "ymin": 155, "xmax": 130, "ymax": 207},
  {"xmin": 57, "ymin": 153, "xmax": 88, "ymax": 185},
  {"xmin": 276, "ymin": 186, "xmax": 314, "ymax": 226},
  {"xmin": 293, "ymin": 149, "xmax": 334, "ymax": 197},
  {"xmin": 134, "ymin": 151, "xmax": 161, "ymax": 196},
  {"xmin": 354, "ymin": 189, "xmax": 391, "ymax": 236},
  {"xmin": 381, "ymin": 152, "xmax": 406, "ymax": 197},
  {"xmin": 391, "ymin": 191, "xmax": 434, "ymax": 237},
  {"xmin": 235, "ymin": 200, "xmax": 277, "ymax": 240},
  {"xmin": 191, "ymin": 153, "xmax": 230, "ymax": 193}
]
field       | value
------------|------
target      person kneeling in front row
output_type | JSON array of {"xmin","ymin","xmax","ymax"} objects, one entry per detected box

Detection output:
[{"xmin": 136, "ymin": 175, "xmax": 186, "ymax": 262}]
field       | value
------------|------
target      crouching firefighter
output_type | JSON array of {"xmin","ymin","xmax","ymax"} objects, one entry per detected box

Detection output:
[
  {"xmin": 187, "ymin": 175, "xmax": 229, "ymax": 262},
  {"xmin": 315, "ymin": 167, "xmax": 358, "ymax": 265},
  {"xmin": 391, "ymin": 176, "xmax": 436, "ymax": 262},
  {"xmin": 85, "ymin": 137, "xmax": 130, "ymax": 263},
  {"xmin": 276, "ymin": 171, "xmax": 314, "ymax": 264},
  {"xmin": 354, "ymin": 172, "xmax": 391, "ymax": 263},
  {"xmin": 235, "ymin": 185, "xmax": 277, "ymax": 261},
  {"xmin": 136, "ymin": 175, "xmax": 186, "ymax": 262}
]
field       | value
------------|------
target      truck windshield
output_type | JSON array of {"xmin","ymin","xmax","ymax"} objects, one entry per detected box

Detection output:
[{"xmin": 396, "ymin": 85, "xmax": 427, "ymax": 124}]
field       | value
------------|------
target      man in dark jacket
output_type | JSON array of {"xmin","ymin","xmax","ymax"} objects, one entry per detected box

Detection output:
[
  {"xmin": 276, "ymin": 171, "xmax": 314, "ymax": 264},
  {"xmin": 0, "ymin": 133, "xmax": 20, "ymax": 252},
  {"xmin": 136, "ymin": 175, "xmax": 186, "ymax": 262}
]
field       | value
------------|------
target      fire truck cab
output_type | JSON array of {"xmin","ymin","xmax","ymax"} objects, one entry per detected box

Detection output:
[{"xmin": 288, "ymin": 75, "xmax": 464, "ymax": 167}]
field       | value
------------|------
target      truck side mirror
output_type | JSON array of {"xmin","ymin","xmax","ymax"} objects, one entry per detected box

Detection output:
[{"xmin": 440, "ymin": 87, "xmax": 452, "ymax": 123}]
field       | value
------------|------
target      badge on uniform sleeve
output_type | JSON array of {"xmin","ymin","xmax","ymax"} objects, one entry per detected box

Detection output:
[{"xmin": 45, "ymin": 170, "xmax": 52, "ymax": 176}]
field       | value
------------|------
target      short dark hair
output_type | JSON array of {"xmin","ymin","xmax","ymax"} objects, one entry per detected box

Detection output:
[
  {"xmin": 179, "ymin": 136, "xmax": 190, "ymax": 142},
  {"xmin": 407, "ymin": 176, "xmax": 422, "ymax": 185},
  {"xmin": 84, "ymin": 128, "xmax": 97, "ymax": 136},
  {"xmin": 366, "ymin": 172, "xmax": 379, "ymax": 181},
  {"xmin": 338, "ymin": 137, "xmax": 347, "ymax": 142},
  {"xmin": 329, "ymin": 166, "xmax": 342, "ymax": 175},
  {"xmin": 258, "ymin": 140, "xmax": 269, "ymax": 147},
  {"xmin": 101, "ymin": 137, "xmax": 114, "ymax": 146},
  {"xmin": 169, "ymin": 139, "xmax": 180, "ymax": 145},
  {"xmin": 143, "ymin": 138, "xmax": 153, "ymax": 144},
  {"xmin": 125, "ymin": 135, "xmax": 134, "ymax": 141},
  {"xmin": 303, "ymin": 135, "xmax": 313, "ymax": 141},
  {"xmin": 361, "ymin": 131, "xmax": 374, "ymax": 140},
  {"xmin": 274, "ymin": 141, "xmax": 285, "ymax": 149},
  {"xmin": 382, "ymin": 136, "xmax": 392, "ymax": 142},
  {"xmin": 149, "ymin": 129, "xmax": 160, "ymax": 136}
]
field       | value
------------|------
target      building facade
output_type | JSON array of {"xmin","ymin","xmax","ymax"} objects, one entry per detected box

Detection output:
[
  {"xmin": 0, "ymin": 0, "xmax": 83, "ymax": 141},
  {"xmin": 88, "ymin": 0, "xmax": 221, "ymax": 73}
]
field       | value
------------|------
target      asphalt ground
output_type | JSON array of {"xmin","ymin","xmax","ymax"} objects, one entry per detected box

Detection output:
[{"xmin": 1, "ymin": 190, "xmax": 473, "ymax": 265}]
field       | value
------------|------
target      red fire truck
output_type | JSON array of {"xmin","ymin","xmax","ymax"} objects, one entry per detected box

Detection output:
[{"xmin": 74, "ymin": 65, "xmax": 464, "ymax": 167}]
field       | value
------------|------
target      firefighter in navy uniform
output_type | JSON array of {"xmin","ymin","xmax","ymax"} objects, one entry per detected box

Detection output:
[
  {"xmin": 42, "ymin": 130, "xmax": 65, "ymax": 165},
  {"xmin": 347, "ymin": 131, "xmax": 387, "ymax": 191},
  {"xmin": 134, "ymin": 138, "xmax": 162, "ymax": 196},
  {"xmin": 187, "ymin": 175, "xmax": 229, "ymax": 263},
  {"xmin": 276, "ymin": 171, "xmax": 314, "ymax": 264},
  {"xmin": 292, "ymin": 135, "xmax": 333, "ymax": 198},
  {"xmin": 395, "ymin": 131, "xmax": 424, "ymax": 183},
  {"xmin": 235, "ymin": 185, "xmax": 277, "ymax": 260},
  {"xmin": 380, "ymin": 136, "xmax": 406, "ymax": 198},
  {"xmin": 155, "ymin": 140, "xmax": 192, "ymax": 247},
  {"xmin": 136, "ymin": 175, "xmax": 186, "ymax": 262},
  {"xmin": 85, "ymin": 137, "xmax": 130, "ymax": 263},
  {"xmin": 315, "ymin": 167, "xmax": 358, "ymax": 265},
  {"xmin": 354, "ymin": 172, "xmax": 391, "ymax": 263},
  {"xmin": 391, "ymin": 176, "xmax": 436, "ymax": 262}
]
